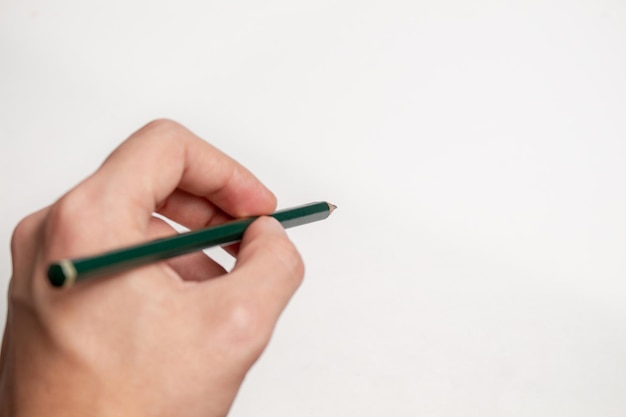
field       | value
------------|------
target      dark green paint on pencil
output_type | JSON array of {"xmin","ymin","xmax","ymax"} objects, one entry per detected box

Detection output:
[{"xmin": 47, "ymin": 201, "xmax": 335, "ymax": 288}]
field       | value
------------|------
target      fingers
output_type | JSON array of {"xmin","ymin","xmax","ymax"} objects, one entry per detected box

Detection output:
[
  {"xmin": 89, "ymin": 119, "xmax": 276, "ymax": 231},
  {"xmin": 42, "ymin": 119, "xmax": 276, "ymax": 261},
  {"xmin": 147, "ymin": 217, "xmax": 227, "ymax": 281},
  {"xmin": 156, "ymin": 189, "xmax": 234, "ymax": 230}
]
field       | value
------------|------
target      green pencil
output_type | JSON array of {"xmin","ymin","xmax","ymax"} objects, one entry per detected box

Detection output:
[{"xmin": 47, "ymin": 201, "xmax": 336, "ymax": 288}]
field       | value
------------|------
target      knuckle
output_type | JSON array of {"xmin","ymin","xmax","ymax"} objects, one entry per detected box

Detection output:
[
  {"xmin": 9, "ymin": 210, "xmax": 47, "ymax": 312},
  {"xmin": 43, "ymin": 188, "xmax": 98, "ymax": 249},
  {"xmin": 132, "ymin": 119, "xmax": 190, "ymax": 156},
  {"xmin": 47, "ymin": 192, "xmax": 88, "ymax": 230},
  {"xmin": 10, "ymin": 215, "xmax": 38, "ymax": 254},
  {"xmin": 141, "ymin": 118, "xmax": 184, "ymax": 137}
]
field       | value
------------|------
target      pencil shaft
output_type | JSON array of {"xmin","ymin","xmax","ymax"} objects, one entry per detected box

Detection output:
[{"xmin": 48, "ymin": 201, "xmax": 334, "ymax": 287}]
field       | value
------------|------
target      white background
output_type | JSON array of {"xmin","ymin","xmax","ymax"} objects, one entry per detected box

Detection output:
[{"xmin": 2, "ymin": 0, "xmax": 626, "ymax": 415}]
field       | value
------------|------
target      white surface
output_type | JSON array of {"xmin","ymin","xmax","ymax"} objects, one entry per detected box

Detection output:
[{"xmin": 2, "ymin": 0, "xmax": 626, "ymax": 415}]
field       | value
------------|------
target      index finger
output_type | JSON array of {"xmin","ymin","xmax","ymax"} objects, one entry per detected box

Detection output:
[{"xmin": 92, "ymin": 119, "xmax": 277, "ymax": 229}]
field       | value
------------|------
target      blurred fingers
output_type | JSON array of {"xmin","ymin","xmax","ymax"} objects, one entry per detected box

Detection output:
[
  {"xmin": 41, "ymin": 119, "xmax": 276, "ymax": 262},
  {"xmin": 147, "ymin": 216, "xmax": 227, "ymax": 281},
  {"xmin": 93, "ymin": 119, "xmax": 276, "ymax": 230},
  {"xmin": 156, "ymin": 189, "xmax": 233, "ymax": 230}
]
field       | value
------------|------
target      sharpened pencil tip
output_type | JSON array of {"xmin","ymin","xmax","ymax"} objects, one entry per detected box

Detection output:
[{"xmin": 329, "ymin": 203, "xmax": 337, "ymax": 213}]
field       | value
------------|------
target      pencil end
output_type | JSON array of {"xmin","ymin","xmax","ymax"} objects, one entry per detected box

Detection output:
[
  {"xmin": 47, "ymin": 264, "xmax": 67, "ymax": 287},
  {"xmin": 47, "ymin": 260, "xmax": 77, "ymax": 288},
  {"xmin": 328, "ymin": 202, "xmax": 337, "ymax": 214}
]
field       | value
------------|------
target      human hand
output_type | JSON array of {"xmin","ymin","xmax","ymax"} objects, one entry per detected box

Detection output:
[{"xmin": 0, "ymin": 120, "xmax": 304, "ymax": 417}]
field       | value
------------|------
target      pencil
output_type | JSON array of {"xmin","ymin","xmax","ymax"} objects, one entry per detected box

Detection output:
[{"xmin": 47, "ymin": 201, "xmax": 336, "ymax": 288}]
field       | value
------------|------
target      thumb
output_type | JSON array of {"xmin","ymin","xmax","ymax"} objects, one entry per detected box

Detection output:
[{"xmin": 228, "ymin": 216, "xmax": 305, "ymax": 320}]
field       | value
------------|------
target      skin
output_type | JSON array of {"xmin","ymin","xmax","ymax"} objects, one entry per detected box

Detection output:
[{"xmin": 0, "ymin": 119, "xmax": 305, "ymax": 417}]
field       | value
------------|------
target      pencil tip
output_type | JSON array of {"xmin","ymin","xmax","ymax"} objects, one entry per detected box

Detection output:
[{"xmin": 329, "ymin": 203, "xmax": 337, "ymax": 213}]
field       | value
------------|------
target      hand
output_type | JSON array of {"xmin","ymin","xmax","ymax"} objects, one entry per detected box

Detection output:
[{"xmin": 0, "ymin": 120, "xmax": 304, "ymax": 417}]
